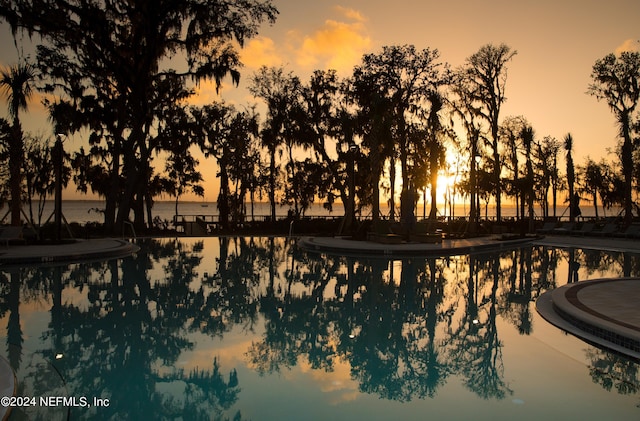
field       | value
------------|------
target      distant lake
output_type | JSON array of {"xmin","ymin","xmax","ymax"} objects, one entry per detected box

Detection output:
[{"xmin": 11, "ymin": 200, "xmax": 621, "ymax": 225}]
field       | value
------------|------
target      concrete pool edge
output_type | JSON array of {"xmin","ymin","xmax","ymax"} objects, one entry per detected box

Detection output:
[
  {"xmin": 536, "ymin": 278, "xmax": 640, "ymax": 361},
  {"xmin": 298, "ymin": 235, "xmax": 536, "ymax": 257},
  {"xmin": 0, "ymin": 238, "xmax": 140, "ymax": 267}
]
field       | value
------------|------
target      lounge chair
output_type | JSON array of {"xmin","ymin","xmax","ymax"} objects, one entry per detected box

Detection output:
[
  {"xmin": 591, "ymin": 223, "xmax": 618, "ymax": 237},
  {"xmin": 552, "ymin": 222, "xmax": 575, "ymax": 234},
  {"xmin": 0, "ymin": 226, "xmax": 25, "ymax": 247},
  {"xmin": 615, "ymin": 224, "xmax": 640, "ymax": 239},
  {"xmin": 537, "ymin": 221, "xmax": 557, "ymax": 234},
  {"xmin": 571, "ymin": 222, "xmax": 596, "ymax": 236},
  {"xmin": 367, "ymin": 221, "xmax": 403, "ymax": 244}
]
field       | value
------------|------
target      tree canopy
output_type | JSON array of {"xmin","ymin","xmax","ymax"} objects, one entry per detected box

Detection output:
[
  {"xmin": 0, "ymin": 0, "xmax": 277, "ymax": 232},
  {"xmin": 588, "ymin": 51, "xmax": 640, "ymax": 225}
]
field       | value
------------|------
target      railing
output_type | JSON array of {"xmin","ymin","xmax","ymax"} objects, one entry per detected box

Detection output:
[
  {"xmin": 171, "ymin": 212, "xmax": 623, "ymax": 234},
  {"xmin": 122, "ymin": 221, "xmax": 136, "ymax": 239}
]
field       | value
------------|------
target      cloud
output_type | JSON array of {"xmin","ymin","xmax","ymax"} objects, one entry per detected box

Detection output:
[
  {"xmin": 292, "ymin": 9, "xmax": 371, "ymax": 74},
  {"xmin": 615, "ymin": 39, "xmax": 640, "ymax": 55},
  {"xmin": 240, "ymin": 36, "xmax": 282, "ymax": 69},
  {"xmin": 333, "ymin": 6, "xmax": 367, "ymax": 23},
  {"xmin": 297, "ymin": 355, "xmax": 360, "ymax": 405},
  {"xmin": 188, "ymin": 79, "xmax": 223, "ymax": 107}
]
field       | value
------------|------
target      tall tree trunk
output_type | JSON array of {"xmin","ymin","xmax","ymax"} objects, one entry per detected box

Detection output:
[
  {"xmin": 115, "ymin": 140, "xmax": 140, "ymax": 234},
  {"xmin": 389, "ymin": 157, "xmax": 396, "ymax": 221},
  {"xmin": 493, "ymin": 144, "xmax": 501, "ymax": 223},
  {"xmin": 371, "ymin": 139, "xmax": 381, "ymax": 229},
  {"xmin": 429, "ymin": 149, "xmax": 438, "ymax": 220},
  {"xmin": 469, "ymin": 139, "xmax": 478, "ymax": 233},
  {"xmin": 621, "ymin": 112, "xmax": 633, "ymax": 226},
  {"xmin": 218, "ymin": 164, "xmax": 230, "ymax": 230},
  {"xmin": 9, "ymin": 123, "xmax": 23, "ymax": 226},
  {"xmin": 269, "ymin": 145, "xmax": 277, "ymax": 223},
  {"xmin": 105, "ymin": 133, "xmax": 122, "ymax": 234}
]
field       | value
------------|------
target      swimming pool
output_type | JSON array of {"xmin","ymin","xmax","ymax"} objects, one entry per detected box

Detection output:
[{"xmin": 1, "ymin": 237, "xmax": 639, "ymax": 420}]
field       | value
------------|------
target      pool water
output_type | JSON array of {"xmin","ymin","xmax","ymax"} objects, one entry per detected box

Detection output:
[{"xmin": 1, "ymin": 237, "xmax": 639, "ymax": 420}]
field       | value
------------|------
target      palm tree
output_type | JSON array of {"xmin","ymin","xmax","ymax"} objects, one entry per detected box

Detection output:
[
  {"xmin": 0, "ymin": 62, "xmax": 36, "ymax": 226},
  {"xmin": 521, "ymin": 126, "xmax": 535, "ymax": 232},
  {"xmin": 427, "ymin": 90, "xmax": 445, "ymax": 221},
  {"xmin": 564, "ymin": 133, "xmax": 577, "ymax": 222},
  {"xmin": 580, "ymin": 158, "xmax": 604, "ymax": 220},
  {"xmin": 499, "ymin": 116, "xmax": 527, "ymax": 219}
]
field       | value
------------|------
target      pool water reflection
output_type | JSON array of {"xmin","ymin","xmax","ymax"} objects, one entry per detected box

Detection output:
[{"xmin": 1, "ymin": 237, "xmax": 639, "ymax": 420}]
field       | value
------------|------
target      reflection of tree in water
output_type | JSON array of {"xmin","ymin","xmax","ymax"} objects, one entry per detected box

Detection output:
[
  {"xmin": 200, "ymin": 237, "xmax": 268, "ymax": 336},
  {"xmin": 586, "ymin": 349, "xmax": 640, "ymax": 394},
  {"xmin": 0, "ymin": 269, "xmax": 23, "ymax": 370},
  {"xmin": 562, "ymin": 248, "xmax": 640, "ymax": 280},
  {"xmin": 498, "ymin": 246, "xmax": 560, "ymax": 335},
  {"xmin": 5, "ymin": 238, "xmax": 640, "ymax": 416},
  {"xmin": 398, "ymin": 258, "xmax": 453, "ymax": 398},
  {"xmin": 248, "ymin": 246, "xmax": 347, "ymax": 375},
  {"xmin": 156, "ymin": 358, "xmax": 241, "ymax": 421},
  {"xmin": 445, "ymin": 253, "xmax": 513, "ymax": 400},
  {"xmin": 499, "ymin": 248, "xmax": 534, "ymax": 335},
  {"xmin": 249, "ymin": 252, "xmax": 455, "ymax": 401},
  {"xmin": 25, "ymin": 239, "xmax": 246, "ymax": 420},
  {"xmin": 580, "ymin": 248, "xmax": 622, "ymax": 277}
]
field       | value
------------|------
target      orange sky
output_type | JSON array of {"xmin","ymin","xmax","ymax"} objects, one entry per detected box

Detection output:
[{"xmin": 1, "ymin": 0, "xmax": 639, "ymax": 201}]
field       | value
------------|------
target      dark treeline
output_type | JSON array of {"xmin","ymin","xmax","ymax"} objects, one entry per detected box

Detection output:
[{"xmin": 0, "ymin": 2, "xmax": 639, "ymax": 235}]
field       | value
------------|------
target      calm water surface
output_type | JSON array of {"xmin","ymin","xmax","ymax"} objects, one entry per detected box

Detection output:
[{"xmin": 1, "ymin": 237, "xmax": 639, "ymax": 420}]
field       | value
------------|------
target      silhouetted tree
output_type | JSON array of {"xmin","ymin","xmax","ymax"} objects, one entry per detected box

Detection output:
[
  {"xmin": 522, "ymin": 125, "xmax": 535, "ymax": 232},
  {"xmin": 353, "ymin": 45, "xmax": 448, "ymax": 223},
  {"xmin": 0, "ymin": 119, "xmax": 11, "ymax": 208},
  {"xmin": 499, "ymin": 116, "xmax": 528, "ymax": 219},
  {"xmin": 449, "ymin": 71, "xmax": 484, "ymax": 231},
  {"xmin": 1, "ymin": 0, "xmax": 277, "ymax": 233},
  {"xmin": 193, "ymin": 103, "xmax": 259, "ymax": 229},
  {"xmin": 0, "ymin": 62, "xmax": 36, "ymax": 226},
  {"xmin": 589, "ymin": 51, "xmax": 640, "ymax": 225},
  {"xmin": 535, "ymin": 135, "xmax": 562, "ymax": 218},
  {"xmin": 426, "ymin": 90, "xmax": 448, "ymax": 220},
  {"xmin": 302, "ymin": 69, "xmax": 354, "ymax": 214},
  {"xmin": 462, "ymin": 44, "xmax": 517, "ymax": 223},
  {"xmin": 578, "ymin": 158, "xmax": 601, "ymax": 219},
  {"xmin": 250, "ymin": 67, "xmax": 304, "ymax": 220},
  {"xmin": 564, "ymin": 133, "xmax": 578, "ymax": 222},
  {"xmin": 351, "ymin": 67, "xmax": 395, "ymax": 227},
  {"xmin": 22, "ymin": 135, "xmax": 70, "ymax": 227}
]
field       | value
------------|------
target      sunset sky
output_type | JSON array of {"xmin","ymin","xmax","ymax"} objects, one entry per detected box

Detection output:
[{"xmin": 1, "ymin": 0, "xmax": 639, "ymax": 201}]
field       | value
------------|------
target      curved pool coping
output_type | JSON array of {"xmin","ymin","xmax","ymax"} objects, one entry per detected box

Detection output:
[
  {"xmin": 298, "ymin": 235, "xmax": 536, "ymax": 257},
  {"xmin": 0, "ymin": 238, "xmax": 140, "ymax": 267},
  {"xmin": 536, "ymin": 278, "xmax": 640, "ymax": 360}
]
